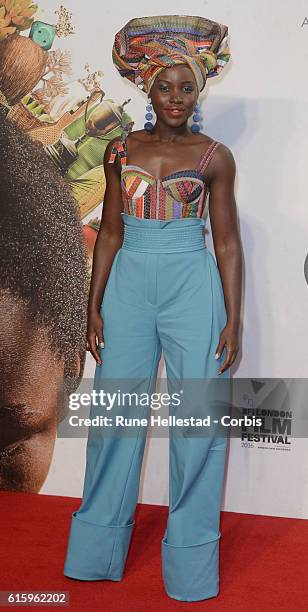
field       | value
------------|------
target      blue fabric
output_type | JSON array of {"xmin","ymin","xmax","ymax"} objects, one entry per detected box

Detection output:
[
  {"xmin": 121, "ymin": 221, "xmax": 206, "ymax": 252},
  {"xmin": 64, "ymin": 213, "xmax": 230, "ymax": 602}
]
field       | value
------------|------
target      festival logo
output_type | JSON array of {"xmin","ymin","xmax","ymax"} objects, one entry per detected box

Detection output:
[{"xmin": 233, "ymin": 379, "xmax": 293, "ymax": 452}]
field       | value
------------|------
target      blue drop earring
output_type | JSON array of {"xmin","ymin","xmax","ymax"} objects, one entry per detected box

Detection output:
[
  {"xmin": 144, "ymin": 96, "xmax": 154, "ymax": 131},
  {"xmin": 191, "ymin": 100, "xmax": 202, "ymax": 134}
]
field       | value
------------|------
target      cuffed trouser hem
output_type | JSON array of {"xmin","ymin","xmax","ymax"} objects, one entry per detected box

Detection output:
[
  {"xmin": 64, "ymin": 568, "xmax": 123, "ymax": 582},
  {"xmin": 161, "ymin": 534, "xmax": 221, "ymax": 602},
  {"xmin": 63, "ymin": 512, "xmax": 135, "ymax": 581}
]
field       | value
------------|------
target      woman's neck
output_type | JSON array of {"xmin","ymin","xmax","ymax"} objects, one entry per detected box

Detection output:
[{"xmin": 150, "ymin": 119, "xmax": 191, "ymax": 143}]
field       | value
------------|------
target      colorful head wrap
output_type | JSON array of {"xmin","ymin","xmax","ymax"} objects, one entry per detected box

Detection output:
[{"xmin": 112, "ymin": 15, "xmax": 231, "ymax": 94}]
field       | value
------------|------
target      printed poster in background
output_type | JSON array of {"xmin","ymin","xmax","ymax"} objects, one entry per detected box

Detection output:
[{"xmin": 0, "ymin": 1, "xmax": 133, "ymax": 492}]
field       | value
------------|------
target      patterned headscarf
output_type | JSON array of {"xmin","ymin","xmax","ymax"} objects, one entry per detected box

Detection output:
[{"xmin": 112, "ymin": 15, "xmax": 231, "ymax": 94}]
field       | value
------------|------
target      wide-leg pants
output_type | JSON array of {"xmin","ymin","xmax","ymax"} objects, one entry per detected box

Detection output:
[{"xmin": 64, "ymin": 213, "xmax": 230, "ymax": 602}]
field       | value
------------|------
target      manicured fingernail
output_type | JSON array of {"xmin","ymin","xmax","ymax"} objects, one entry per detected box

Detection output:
[
  {"xmin": 215, "ymin": 353, "xmax": 220, "ymax": 359},
  {"xmin": 99, "ymin": 342, "xmax": 105, "ymax": 348}
]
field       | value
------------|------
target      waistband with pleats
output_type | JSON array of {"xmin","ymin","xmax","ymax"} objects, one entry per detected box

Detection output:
[{"xmin": 121, "ymin": 212, "xmax": 206, "ymax": 253}]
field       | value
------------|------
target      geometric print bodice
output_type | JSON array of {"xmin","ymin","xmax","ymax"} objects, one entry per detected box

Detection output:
[{"xmin": 108, "ymin": 137, "xmax": 220, "ymax": 221}]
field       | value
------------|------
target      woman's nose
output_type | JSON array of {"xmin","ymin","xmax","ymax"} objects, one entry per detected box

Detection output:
[{"xmin": 170, "ymin": 92, "xmax": 183, "ymax": 103}]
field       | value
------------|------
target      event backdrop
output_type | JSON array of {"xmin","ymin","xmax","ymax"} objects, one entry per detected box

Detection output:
[{"xmin": 1, "ymin": 0, "xmax": 308, "ymax": 518}]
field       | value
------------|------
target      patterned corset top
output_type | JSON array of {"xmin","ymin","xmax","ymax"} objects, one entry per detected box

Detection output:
[{"xmin": 108, "ymin": 137, "xmax": 220, "ymax": 221}]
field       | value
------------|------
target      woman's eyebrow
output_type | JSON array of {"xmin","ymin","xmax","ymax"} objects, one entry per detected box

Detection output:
[{"xmin": 157, "ymin": 79, "xmax": 195, "ymax": 84}]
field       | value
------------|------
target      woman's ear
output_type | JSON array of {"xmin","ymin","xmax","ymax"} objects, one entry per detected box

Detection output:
[{"xmin": 57, "ymin": 348, "xmax": 87, "ymax": 423}]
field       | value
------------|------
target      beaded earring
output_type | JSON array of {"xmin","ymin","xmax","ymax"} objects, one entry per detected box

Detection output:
[
  {"xmin": 191, "ymin": 100, "xmax": 202, "ymax": 134},
  {"xmin": 144, "ymin": 96, "xmax": 154, "ymax": 131}
]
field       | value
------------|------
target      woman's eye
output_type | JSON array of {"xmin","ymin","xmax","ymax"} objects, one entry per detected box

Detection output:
[{"xmin": 158, "ymin": 85, "xmax": 194, "ymax": 93}]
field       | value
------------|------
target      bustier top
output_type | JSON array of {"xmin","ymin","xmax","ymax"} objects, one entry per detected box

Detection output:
[{"xmin": 108, "ymin": 137, "xmax": 220, "ymax": 221}]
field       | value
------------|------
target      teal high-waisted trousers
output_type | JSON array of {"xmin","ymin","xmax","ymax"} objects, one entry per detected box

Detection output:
[{"xmin": 64, "ymin": 213, "xmax": 230, "ymax": 602}]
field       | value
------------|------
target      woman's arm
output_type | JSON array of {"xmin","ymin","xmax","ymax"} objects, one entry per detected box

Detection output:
[
  {"xmin": 87, "ymin": 139, "xmax": 123, "ymax": 365},
  {"xmin": 208, "ymin": 144, "xmax": 243, "ymax": 374}
]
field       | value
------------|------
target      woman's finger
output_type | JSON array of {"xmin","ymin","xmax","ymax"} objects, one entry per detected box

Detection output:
[
  {"xmin": 215, "ymin": 339, "xmax": 226, "ymax": 360},
  {"xmin": 88, "ymin": 332, "xmax": 102, "ymax": 366},
  {"xmin": 97, "ymin": 331, "xmax": 105, "ymax": 349},
  {"xmin": 218, "ymin": 346, "xmax": 233, "ymax": 374}
]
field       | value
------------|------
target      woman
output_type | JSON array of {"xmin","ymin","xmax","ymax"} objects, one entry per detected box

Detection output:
[{"xmin": 64, "ymin": 15, "xmax": 242, "ymax": 602}]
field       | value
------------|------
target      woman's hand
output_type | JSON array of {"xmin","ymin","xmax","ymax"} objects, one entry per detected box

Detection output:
[
  {"xmin": 86, "ymin": 310, "xmax": 105, "ymax": 366},
  {"xmin": 215, "ymin": 323, "xmax": 239, "ymax": 374}
]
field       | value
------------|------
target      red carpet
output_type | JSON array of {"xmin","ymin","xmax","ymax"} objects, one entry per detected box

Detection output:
[{"xmin": 0, "ymin": 491, "xmax": 307, "ymax": 610}]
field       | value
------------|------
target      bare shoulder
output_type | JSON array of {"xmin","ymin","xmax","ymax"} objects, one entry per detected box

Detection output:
[
  {"xmin": 205, "ymin": 140, "xmax": 236, "ymax": 181},
  {"xmin": 198, "ymin": 132, "xmax": 234, "ymax": 159},
  {"xmin": 127, "ymin": 128, "xmax": 145, "ymax": 138},
  {"xmin": 215, "ymin": 141, "xmax": 236, "ymax": 169},
  {"xmin": 126, "ymin": 129, "xmax": 151, "ymax": 145}
]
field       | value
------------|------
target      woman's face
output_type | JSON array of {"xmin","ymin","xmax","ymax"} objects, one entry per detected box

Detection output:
[
  {"xmin": 149, "ymin": 64, "xmax": 199, "ymax": 128},
  {"xmin": 0, "ymin": 297, "xmax": 81, "ymax": 493}
]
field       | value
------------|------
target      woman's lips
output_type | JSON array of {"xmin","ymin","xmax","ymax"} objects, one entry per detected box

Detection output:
[{"xmin": 165, "ymin": 108, "xmax": 185, "ymax": 117}]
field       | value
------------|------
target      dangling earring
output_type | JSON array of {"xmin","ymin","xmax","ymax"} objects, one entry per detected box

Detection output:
[
  {"xmin": 191, "ymin": 100, "xmax": 202, "ymax": 134},
  {"xmin": 144, "ymin": 96, "xmax": 154, "ymax": 131}
]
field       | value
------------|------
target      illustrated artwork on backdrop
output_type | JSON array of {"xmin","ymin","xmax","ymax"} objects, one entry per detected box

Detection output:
[
  {"xmin": 0, "ymin": 1, "xmax": 133, "ymax": 494},
  {"xmin": 0, "ymin": 0, "xmax": 134, "ymax": 269}
]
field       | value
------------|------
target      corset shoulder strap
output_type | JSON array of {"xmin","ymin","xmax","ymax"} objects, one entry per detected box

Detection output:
[
  {"xmin": 198, "ymin": 140, "xmax": 221, "ymax": 174},
  {"xmin": 107, "ymin": 121, "xmax": 134, "ymax": 165},
  {"xmin": 107, "ymin": 139, "xmax": 127, "ymax": 166}
]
